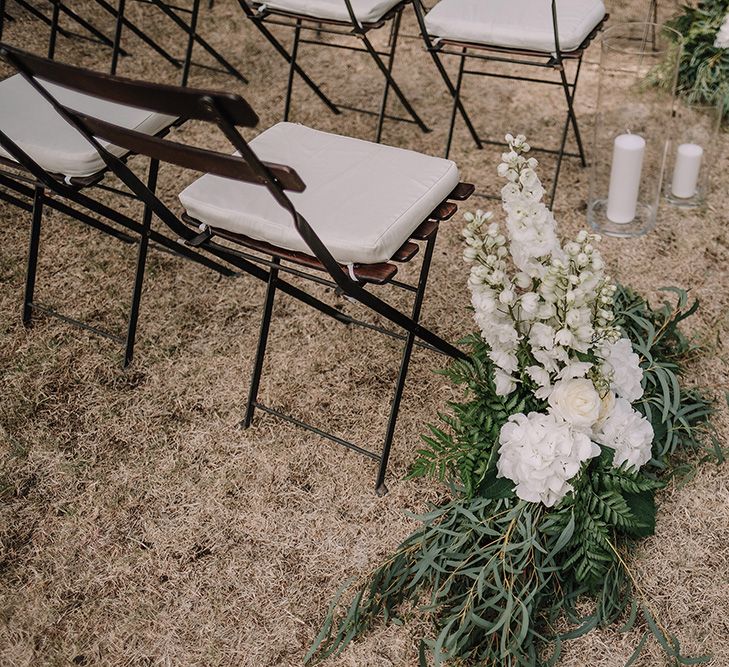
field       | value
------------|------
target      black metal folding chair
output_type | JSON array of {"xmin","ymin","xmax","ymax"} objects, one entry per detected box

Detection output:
[
  {"xmin": 0, "ymin": 0, "xmax": 121, "ymax": 54},
  {"xmin": 239, "ymin": 0, "xmax": 429, "ymax": 143},
  {"xmin": 0, "ymin": 44, "xmax": 472, "ymax": 492},
  {"xmin": 0, "ymin": 44, "xmax": 236, "ymax": 367},
  {"xmin": 105, "ymin": 0, "xmax": 249, "ymax": 84},
  {"xmin": 414, "ymin": 0, "xmax": 607, "ymax": 206},
  {"xmin": 42, "ymin": 0, "xmax": 248, "ymax": 85}
]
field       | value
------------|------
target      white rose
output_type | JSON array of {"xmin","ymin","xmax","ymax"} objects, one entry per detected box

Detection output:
[{"xmin": 548, "ymin": 378, "xmax": 601, "ymax": 431}]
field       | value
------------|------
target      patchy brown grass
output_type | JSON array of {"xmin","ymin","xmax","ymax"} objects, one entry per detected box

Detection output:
[{"xmin": 1, "ymin": 0, "xmax": 728, "ymax": 665}]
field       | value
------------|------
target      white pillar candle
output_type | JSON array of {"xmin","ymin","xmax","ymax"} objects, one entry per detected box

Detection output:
[
  {"xmin": 671, "ymin": 143, "xmax": 703, "ymax": 199},
  {"xmin": 606, "ymin": 133, "xmax": 645, "ymax": 224}
]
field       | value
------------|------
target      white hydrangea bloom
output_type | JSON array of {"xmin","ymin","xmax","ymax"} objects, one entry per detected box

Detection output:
[
  {"xmin": 601, "ymin": 338, "xmax": 644, "ymax": 401},
  {"xmin": 497, "ymin": 412, "xmax": 600, "ymax": 507},
  {"xmin": 595, "ymin": 398, "xmax": 654, "ymax": 470},
  {"xmin": 715, "ymin": 13, "xmax": 729, "ymax": 48}
]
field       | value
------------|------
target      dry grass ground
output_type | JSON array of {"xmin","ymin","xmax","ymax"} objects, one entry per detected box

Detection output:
[{"xmin": 1, "ymin": 0, "xmax": 728, "ymax": 665}]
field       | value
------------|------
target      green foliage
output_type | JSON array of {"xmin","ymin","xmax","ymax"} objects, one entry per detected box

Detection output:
[
  {"xmin": 307, "ymin": 287, "xmax": 718, "ymax": 666},
  {"xmin": 615, "ymin": 286, "xmax": 721, "ymax": 465},
  {"xmin": 409, "ymin": 334, "xmax": 542, "ymax": 498},
  {"xmin": 661, "ymin": 0, "xmax": 729, "ymax": 117},
  {"xmin": 545, "ymin": 451, "xmax": 663, "ymax": 589}
]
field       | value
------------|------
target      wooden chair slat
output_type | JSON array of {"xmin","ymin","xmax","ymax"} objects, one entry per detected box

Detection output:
[
  {"xmin": 448, "ymin": 182, "xmax": 475, "ymax": 201},
  {"xmin": 430, "ymin": 200, "xmax": 457, "ymax": 221},
  {"xmin": 410, "ymin": 220, "xmax": 438, "ymax": 241},
  {"xmin": 207, "ymin": 223, "xmax": 398, "ymax": 285},
  {"xmin": 392, "ymin": 241, "xmax": 419, "ymax": 262}
]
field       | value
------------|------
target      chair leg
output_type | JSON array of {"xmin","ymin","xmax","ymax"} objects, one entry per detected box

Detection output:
[
  {"xmin": 150, "ymin": 0, "xmax": 249, "ymax": 84},
  {"xmin": 359, "ymin": 29, "xmax": 430, "ymax": 134},
  {"xmin": 548, "ymin": 109, "xmax": 571, "ymax": 208},
  {"xmin": 23, "ymin": 186, "xmax": 44, "ymax": 327},
  {"xmin": 92, "ymin": 0, "xmax": 180, "ymax": 68},
  {"xmin": 180, "ymin": 0, "xmax": 201, "ymax": 86},
  {"xmin": 374, "ymin": 10, "xmax": 402, "ymax": 143},
  {"xmin": 284, "ymin": 19, "xmax": 302, "ymax": 122},
  {"xmin": 123, "ymin": 159, "xmax": 158, "ymax": 368},
  {"xmin": 374, "ymin": 229, "xmax": 438, "ymax": 495},
  {"xmin": 427, "ymin": 49, "xmax": 482, "ymax": 152},
  {"xmin": 559, "ymin": 59, "xmax": 586, "ymax": 166},
  {"xmin": 445, "ymin": 48, "xmax": 467, "ymax": 159},
  {"xmin": 242, "ymin": 258, "xmax": 280, "ymax": 429},
  {"xmin": 47, "ymin": 0, "xmax": 61, "ymax": 58},
  {"xmin": 110, "ymin": 0, "xmax": 125, "ymax": 75},
  {"xmin": 54, "ymin": 1, "xmax": 118, "ymax": 50},
  {"xmin": 547, "ymin": 57, "xmax": 586, "ymax": 206},
  {"xmin": 244, "ymin": 14, "xmax": 339, "ymax": 115}
]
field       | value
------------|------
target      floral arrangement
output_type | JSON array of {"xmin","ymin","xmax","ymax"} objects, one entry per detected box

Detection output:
[
  {"xmin": 660, "ymin": 0, "xmax": 729, "ymax": 117},
  {"xmin": 306, "ymin": 137, "xmax": 719, "ymax": 666},
  {"xmin": 462, "ymin": 134, "xmax": 652, "ymax": 509}
]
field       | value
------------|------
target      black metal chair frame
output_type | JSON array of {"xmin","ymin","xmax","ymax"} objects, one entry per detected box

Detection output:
[
  {"xmin": 42, "ymin": 0, "xmax": 248, "ymax": 85},
  {"xmin": 239, "ymin": 0, "xmax": 429, "ymax": 143},
  {"xmin": 0, "ymin": 45, "xmax": 239, "ymax": 367},
  {"xmin": 413, "ymin": 0, "xmax": 608, "ymax": 206},
  {"xmin": 0, "ymin": 0, "xmax": 121, "ymax": 51},
  {"xmin": 0, "ymin": 45, "xmax": 472, "ymax": 493}
]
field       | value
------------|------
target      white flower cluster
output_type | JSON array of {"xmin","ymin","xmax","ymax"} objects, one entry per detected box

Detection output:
[
  {"xmin": 498, "ymin": 412, "xmax": 599, "ymax": 507},
  {"xmin": 715, "ymin": 12, "xmax": 729, "ymax": 49},
  {"xmin": 463, "ymin": 135, "xmax": 655, "ymax": 507}
]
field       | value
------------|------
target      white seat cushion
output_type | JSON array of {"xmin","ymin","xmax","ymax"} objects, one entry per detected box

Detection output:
[
  {"xmin": 424, "ymin": 0, "xmax": 606, "ymax": 53},
  {"xmin": 178, "ymin": 122, "xmax": 459, "ymax": 265},
  {"xmin": 259, "ymin": 0, "xmax": 401, "ymax": 23},
  {"xmin": 0, "ymin": 74, "xmax": 175, "ymax": 178}
]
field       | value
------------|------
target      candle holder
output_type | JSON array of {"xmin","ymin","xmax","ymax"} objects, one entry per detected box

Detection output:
[
  {"xmin": 587, "ymin": 22, "xmax": 682, "ymax": 238},
  {"xmin": 663, "ymin": 101, "xmax": 721, "ymax": 209}
]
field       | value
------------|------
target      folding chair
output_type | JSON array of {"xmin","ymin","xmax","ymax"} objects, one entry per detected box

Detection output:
[
  {"xmin": 0, "ymin": 44, "xmax": 236, "ymax": 367},
  {"xmin": 239, "ymin": 0, "xmax": 429, "ymax": 143},
  {"xmin": 1, "ymin": 0, "xmax": 121, "ymax": 54},
  {"xmin": 414, "ymin": 0, "xmax": 608, "ymax": 206},
  {"xmin": 0, "ymin": 44, "xmax": 473, "ymax": 492},
  {"xmin": 105, "ymin": 0, "xmax": 249, "ymax": 84},
  {"xmin": 43, "ymin": 0, "xmax": 248, "ymax": 85}
]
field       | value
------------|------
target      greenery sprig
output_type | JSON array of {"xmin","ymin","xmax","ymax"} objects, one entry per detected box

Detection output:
[{"xmin": 659, "ymin": 0, "xmax": 729, "ymax": 117}]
